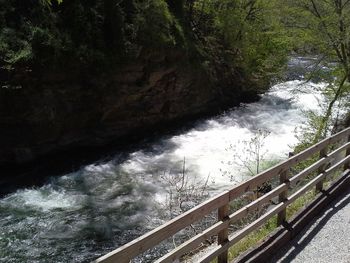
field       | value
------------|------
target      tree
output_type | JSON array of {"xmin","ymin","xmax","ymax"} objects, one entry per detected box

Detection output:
[
  {"xmin": 221, "ymin": 129, "xmax": 270, "ymax": 181},
  {"xmin": 160, "ymin": 157, "xmax": 211, "ymax": 219},
  {"xmin": 190, "ymin": 0, "xmax": 291, "ymax": 89},
  {"xmin": 159, "ymin": 158, "xmax": 214, "ymax": 248},
  {"xmin": 283, "ymin": 0, "xmax": 350, "ymax": 141}
]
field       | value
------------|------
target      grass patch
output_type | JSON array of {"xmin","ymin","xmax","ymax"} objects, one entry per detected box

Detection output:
[
  {"xmin": 286, "ymin": 190, "xmax": 316, "ymax": 220},
  {"xmin": 219, "ymin": 188, "xmax": 318, "ymax": 262},
  {"xmin": 227, "ymin": 216, "xmax": 277, "ymax": 261},
  {"xmin": 208, "ymin": 169, "xmax": 346, "ymax": 262}
]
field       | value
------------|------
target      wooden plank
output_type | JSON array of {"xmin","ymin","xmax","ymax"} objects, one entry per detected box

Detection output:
[
  {"xmin": 94, "ymin": 191, "xmax": 230, "ymax": 263},
  {"xmin": 151, "ymin": 139, "xmax": 350, "ymax": 260},
  {"xmin": 327, "ymin": 127, "xmax": 350, "ymax": 143},
  {"xmin": 288, "ymin": 172, "xmax": 328, "ymax": 205},
  {"xmin": 289, "ymin": 157, "xmax": 327, "ymax": 186},
  {"xmin": 164, "ymin": 145, "xmax": 350, "ymax": 263},
  {"xmin": 156, "ymin": 184, "xmax": 287, "ymax": 262},
  {"xmin": 198, "ymin": 185, "xmax": 288, "ymax": 262},
  {"xmin": 199, "ymin": 203, "xmax": 285, "ymax": 263},
  {"xmin": 228, "ymin": 183, "xmax": 288, "ymax": 224},
  {"xmin": 289, "ymin": 142, "xmax": 350, "ymax": 186},
  {"xmin": 288, "ymin": 155, "xmax": 350, "ymax": 205},
  {"xmin": 217, "ymin": 204, "xmax": 229, "ymax": 263},
  {"xmin": 324, "ymin": 154, "xmax": 350, "ymax": 175},
  {"xmin": 316, "ymin": 147, "xmax": 328, "ymax": 192},
  {"xmin": 277, "ymin": 171, "xmax": 288, "ymax": 225},
  {"xmin": 344, "ymin": 135, "xmax": 350, "ymax": 170},
  {"xmin": 228, "ymin": 127, "xmax": 350, "ymax": 201},
  {"xmin": 95, "ymin": 127, "xmax": 350, "ymax": 263},
  {"xmin": 155, "ymin": 221, "xmax": 228, "ymax": 263},
  {"xmin": 199, "ymin": 156, "xmax": 350, "ymax": 263},
  {"xmin": 329, "ymin": 141, "xmax": 350, "ymax": 159}
]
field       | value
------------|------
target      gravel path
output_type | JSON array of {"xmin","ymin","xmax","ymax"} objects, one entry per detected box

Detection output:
[{"xmin": 270, "ymin": 191, "xmax": 350, "ymax": 263}]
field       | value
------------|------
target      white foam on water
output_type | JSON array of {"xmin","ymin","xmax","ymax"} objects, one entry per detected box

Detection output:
[
  {"xmin": 119, "ymin": 80, "xmax": 323, "ymax": 192},
  {"xmin": 1, "ymin": 187, "xmax": 83, "ymax": 212}
]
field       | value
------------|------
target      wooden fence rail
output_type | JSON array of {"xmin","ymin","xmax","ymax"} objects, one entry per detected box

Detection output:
[{"xmin": 94, "ymin": 127, "xmax": 350, "ymax": 263}]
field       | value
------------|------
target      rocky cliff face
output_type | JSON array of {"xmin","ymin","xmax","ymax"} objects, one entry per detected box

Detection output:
[{"xmin": 0, "ymin": 49, "xmax": 248, "ymax": 167}]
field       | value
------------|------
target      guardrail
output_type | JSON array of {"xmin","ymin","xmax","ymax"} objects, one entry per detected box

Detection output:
[{"xmin": 94, "ymin": 127, "xmax": 350, "ymax": 263}]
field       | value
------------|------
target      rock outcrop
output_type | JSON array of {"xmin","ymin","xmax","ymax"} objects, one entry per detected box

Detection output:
[{"xmin": 0, "ymin": 49, "xmax": 249, "ymax": 167}]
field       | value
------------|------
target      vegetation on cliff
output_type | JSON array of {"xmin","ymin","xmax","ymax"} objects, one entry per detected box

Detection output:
[
  {"xmin": 1, "ymin": 0, "xmax": 350, "ymax": 166},
  {"xmin": 281, "ymin": 0, "xmax": 350, "ymax": 148},
  {"xmin": 0, "ymin": 0, "xmax": 290, "ymax": 90}
]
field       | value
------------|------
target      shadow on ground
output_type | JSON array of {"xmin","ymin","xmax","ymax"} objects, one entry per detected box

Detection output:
[{"xmin": 270, "ymin": 190, "xmax": 350, "ymax": 263}]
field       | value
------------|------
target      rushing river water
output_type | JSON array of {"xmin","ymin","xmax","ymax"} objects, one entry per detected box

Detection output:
[{"xmin": 0, "ymin": 57, "xmax": 325, "ymax": 263}]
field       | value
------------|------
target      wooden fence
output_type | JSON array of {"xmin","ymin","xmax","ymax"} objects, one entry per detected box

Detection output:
[{"xmin": 94, "ymin": 127, "xmax": 350, "ymax": 263}]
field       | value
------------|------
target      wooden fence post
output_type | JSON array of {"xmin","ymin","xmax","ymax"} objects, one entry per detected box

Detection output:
[
  {"xmin": 344, "ymin": 134, "xmax": 350, "ymax": 171},
  {"xmin": 217, "ymin": 204, "xmax": 229, "ymax": 263},
  {"xmin": 316, "ymin": 147, "xmax": 328, "ymax": 192},
  {"xmin": 277, "ymin": 170, "xmax": 288, "ymax": 226}
]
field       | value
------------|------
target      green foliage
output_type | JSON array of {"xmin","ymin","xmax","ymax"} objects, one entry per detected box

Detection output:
[
  {"xmin": 219, "ymin": 1, "xmax": 290, "ymax": 71},
  {"xmin": 281, "ymin": 0, "xmax": 350, "ymax": 151},
  {"xmin": 227, "ymin": 216, "xmax": 277, "ymax": 261},
  {"xmin": 282, "ymin": 0, "xmax": 350, "ymax": 76},
  {"xmin": 135, "ymin": 0, "xmax": 186, "ymax": 47},
  {"xmin": 222, "ymin": 129, "xmax": 276, "ymax": 183},
  {"xmin": 0, "ymin": 0, "xmax": 292, "ymax": 91},
  {"xmin": 0, "ymin": 0, "xmax": 188, "ymax": 73},
  {"xmin": 190, "ymin": 0, "xmax": 291, "ymax": 87},
  {"xmin": 279, "ymin": 1, "xmax": 350, "ymax": 145},
  {"xmin": 159, "ymin": 158, "xmax": 211, "ymax": 219},
  {"xmin": 294, "ymin": 74, "xmax": 350, "ymax": 150},
  {"xmin": 0, "ymin": 28, "xmax": 32, "ymax": 66},
  {"xmin": 286, "ymin": 190, "xmax": 315, "ymax": 220}
]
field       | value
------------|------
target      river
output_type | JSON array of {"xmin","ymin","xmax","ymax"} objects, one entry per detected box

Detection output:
[{"xmin": 0, "ymin": 57, "xmax": 324, "ymax": 263}]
